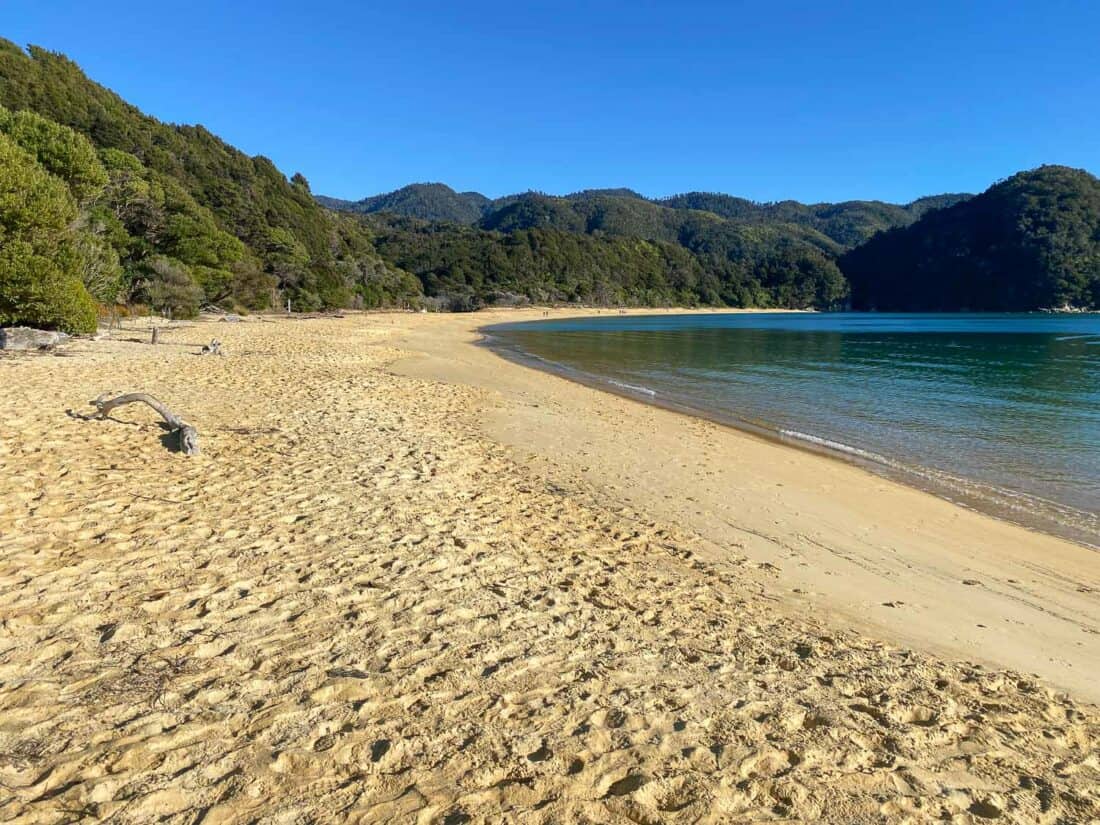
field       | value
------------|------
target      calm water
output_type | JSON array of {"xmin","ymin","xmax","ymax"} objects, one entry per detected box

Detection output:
[{"xmin": 487, "ymin": 313, "xmax": 1100, "ymax": 548}]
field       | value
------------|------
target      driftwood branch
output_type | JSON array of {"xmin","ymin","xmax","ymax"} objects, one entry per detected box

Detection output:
[
  {"xmin": 200, "ymin": 339, "xmax": 223, "ymax": 355},
  {"xmin": 90, "ymin": 393, "xmax": 200, "ymax": 455}
]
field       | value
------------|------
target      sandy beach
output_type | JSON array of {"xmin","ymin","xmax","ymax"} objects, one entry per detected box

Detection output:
[{"xmin": 1, "ymin": 310, "xmax": 1098, "ymax": 823}]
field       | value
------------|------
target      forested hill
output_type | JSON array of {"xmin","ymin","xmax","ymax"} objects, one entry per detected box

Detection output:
[
  {"xmin": 325, "ymin": 184, "xmax": 971, "ymax": 249},
  {"xmin": 841, "ymin": 166, "xmax": 1100, "ymax": 311},
  {"xmin": 0, "ymin": 39, "xmax": 853, "ymax": 329},
  {"xmin": 336, "ymin": 183, "xmax": 492, "ymax": 224},
  {"xmin": 365, "ymin": 213, "xmax": 849, "ymax": 310},
  {"xmin": 0, "ymin": 38, "xmax": 422, "ymax": 327},
  {"xmin": 1, "ymin": 40, "xmax": 1097, "ymax": 332},
  {"xmin": 655, "ymin": 192, "xmax": 971, "ymax": 247}
]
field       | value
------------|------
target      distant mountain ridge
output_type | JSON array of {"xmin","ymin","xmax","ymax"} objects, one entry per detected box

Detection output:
[
  {"xmin": 1, "ymin": 38, "xmax": 1096, "ymax": 329},
  {"xmin": 323, "ymin": 170, "xmax": 1100, "ymax": 312},
  {"xmin": 329, "ymin": 183, "xmax": 492, "ymax": 224},
  {"xmin": 320, "ymin": 183, "xmax": 972, "ymax": 250}
]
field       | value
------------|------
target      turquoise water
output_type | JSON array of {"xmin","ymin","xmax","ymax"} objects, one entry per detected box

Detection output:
[{"xmin": 487, "ymin": 313, "xmax": 1100, "ymax": 548}]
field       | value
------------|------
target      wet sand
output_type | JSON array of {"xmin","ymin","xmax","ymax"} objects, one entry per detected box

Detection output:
[{"xmin": 1, "ymin": 310, "xmax": 1097, "ymax": 823}]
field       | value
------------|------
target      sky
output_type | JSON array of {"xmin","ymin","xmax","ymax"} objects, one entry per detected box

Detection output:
[{"xmin": 3, "ymin": 1, "xmax": 1099, "ymax": 203}]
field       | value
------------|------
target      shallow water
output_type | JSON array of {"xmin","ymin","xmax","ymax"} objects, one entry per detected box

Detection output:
[{"xmin": 487, "ymin": 313, "xmax": 1100, "ymax": 548}]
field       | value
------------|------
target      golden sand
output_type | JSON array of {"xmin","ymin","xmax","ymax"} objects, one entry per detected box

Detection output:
[{"xmin": 0, "ymin": 311, "xmax": 1097, "ymax": 823}]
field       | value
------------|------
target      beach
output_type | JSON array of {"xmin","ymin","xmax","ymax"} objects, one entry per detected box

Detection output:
[{"xmin": 1, "ymin": 309, "xmax": 1098, "ymax": 823}]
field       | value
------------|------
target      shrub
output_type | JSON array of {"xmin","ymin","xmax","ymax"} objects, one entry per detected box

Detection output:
[
  {"xmin": 141, "ymin": 256, "xmax": 203, "ymax": 318},
  {"xmin": 0, "ymin": 241, "xmax": 98, "ymax": 333}
]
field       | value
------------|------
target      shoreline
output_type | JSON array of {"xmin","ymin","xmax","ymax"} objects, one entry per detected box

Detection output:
[
  {"xmin": 3, "ymin": 310, "xmax": 1099, "ymax": 821},
  {"xmin": 392, "ymin": 306, "xmax": 1100, "ymax": 702},
  {"xmin": 479, "ymin": 318, "xmax": 1100, "ymax": 552}
]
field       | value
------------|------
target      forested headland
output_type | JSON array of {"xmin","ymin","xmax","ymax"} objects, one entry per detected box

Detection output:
[
  {"xmin": 841, "ymin": 166, "xmax": 1100, "ymax": 311},
  {"xmin": 1, "ymin": 39, "xmax": 1098, "ymax": 333}
]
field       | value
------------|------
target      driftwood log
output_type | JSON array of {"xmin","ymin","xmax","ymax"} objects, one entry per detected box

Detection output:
[{"xmin": 91, "ymin": 393, "xmax": 200, "ymax": 456}]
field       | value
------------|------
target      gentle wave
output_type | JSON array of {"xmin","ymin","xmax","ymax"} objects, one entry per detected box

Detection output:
[
  {"xmin": 608, "ymin": 379, "xmax": 657, "ymax": 397},
  {"xmin": 487, "ymin": 313, "xmax": 1100, "ymax": 549},
  {"xmin": 781, "ymin": 428, "xmax": 1099, "ymax": 549},
  {"xmin": 778, "ymin": 429, "xmax": 893, "ymax": 466}
]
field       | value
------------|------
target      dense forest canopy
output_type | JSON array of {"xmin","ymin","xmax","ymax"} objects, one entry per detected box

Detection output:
[
  {"xmin": 841, "ymin": 166, "xmax": 1100, "ymax": 311},
  {"xmin": 0, "ymin": 115, "xmax": 99, "ymax": 331},
  {"xmin": 367, "ymin": 214, "xmax": 847, "ymax": 310},
  {"xmin": 654, "ymin": 192, "xmax": 971, "ymax": 248},
  {"xmin": 333, "ymin": 183, "xmax": 492, "ymax": 224},
  {"xmin": 329, "ymin": 183, "xmax": 972, "ymax": 250},
  {"xmin": 0, "ymin": 38, "xmax": 1096, "ymax": 331},
  {"xmin": 0, "ymin": 39, "xmax": 419, "ymax": 328}
]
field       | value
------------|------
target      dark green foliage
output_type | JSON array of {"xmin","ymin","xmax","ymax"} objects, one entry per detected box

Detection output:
[
  {"xmin": 367, "ymin": 213, "xmax": 846, "ymax": 310},
  {"xmin": 480, "ymin": 192, "xmax": 839, "ymax": 251},
  {"xmin": 0, "ymin": 243, "xmax": 98, "ymax": 332},
  {"xmin": 307, "ymin": 181, "xmax": 850, "ymax": 308},
  {"xmin": 566, "ymin": 188, "xmax": 648, "ymax": 201},
  {"xmin": 0, "ymin": 105, "xmax": 123, "ymax": 304},
  {"xmin": 676, "ymin": 220, "xmax": 849, "ymax": 309},
  {"xmin": 370, "ymin": 215, "xmax": 703, "ymax": 307},
  {"xmin": 657, "ymin": 192, "xmax": 971, "ymax": 247},
  {"xmin": 140, "ymin": 255, "xmax": 203, "ymax": 318},
  {"xmin": 0, "ymin": 41, "xmax": 408, "ymax": 311},
  {"xmin": 6, "ymin": 40, "xmax": 1091, "ymax": 317},
  {"xmin": 333, "ymin": 183, "xmax": 971, "ymax": 250},
  {"xmin": 475, "ymin": 191, "xmax": 703, "ymax": 242},
  {"xmin": 328, "ymin": 213, "xmax": 424, "ymax": 308},
  {"xmin": 905, "ymin": 194, "xmax": 972, "ymax": 220},
  {"xmin": 481, "ymin": 194, "xmax": 592, "ymax": 234},
  {"xmin": 841, "ymin": 166, "xmax": 1100, "ymax": 311},
  {"xmin": 71, "ymin": 217, "xmax": 123, "ymax": 303},
  {"xmin": 468, "ymin": 193, "xmax": 848, "ymax": 308},
  {"xmin": 337, "ymin": 183, "xmax": 492, "ymax": 224},
  {"xmin": 653, "ymin": 192, "xmax": 762, "ymax": 221},
  {"xmin": 0, "ymin": 106, "xmax": 107, "ymax": 203},
  {"xmin": 314, "ymin": 194, "xmax": 354, "ymax": 211},
  {"xmin": 0, "ymin": 132, "xmax": 97, "ymax": 332},
  {"xmin": 94, "ymin": 147, "xmax": 246, "ymax": 305}
]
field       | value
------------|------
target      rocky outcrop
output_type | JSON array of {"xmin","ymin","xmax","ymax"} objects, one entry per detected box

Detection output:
[{"xmin": 0, "ymin": 327, "xmax": 70, "ymax": 351}]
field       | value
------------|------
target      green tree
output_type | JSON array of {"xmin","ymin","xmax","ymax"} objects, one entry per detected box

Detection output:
[
  {"xmin": 140, "ymin": 255, "xmax": 203, "ymax": 318},
  {"xmin": 0, "ymin": 105, "xmax": 107, "ymax": 203},
  {"xmin": 0, "ymin": 133, "xmax": 97, "ymax": 332},
  {"xmin": 72, "ymin": 216, "xmax": 123, "ymax": 302}
]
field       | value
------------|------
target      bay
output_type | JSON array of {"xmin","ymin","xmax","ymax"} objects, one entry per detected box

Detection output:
[{"xmin": 487, "ymin": 312, "xmax": 1100, "ymax": 548}]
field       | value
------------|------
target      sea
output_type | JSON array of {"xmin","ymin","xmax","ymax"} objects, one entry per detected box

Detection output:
[{"xmin": 486, "ymin": 312, "xmax": 1100, "ymax": 548}]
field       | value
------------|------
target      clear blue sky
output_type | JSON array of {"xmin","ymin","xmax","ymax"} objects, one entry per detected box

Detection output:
[{"xmin": 3, "ymin": 1, "xmax": 1098, "ymax": 202}]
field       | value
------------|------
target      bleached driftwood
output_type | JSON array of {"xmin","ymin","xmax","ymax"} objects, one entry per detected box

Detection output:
[
  {"xmin": 200, "ymin": 339, "xmax": 223, "ymax": 355},
  {"xmin": 202, "ymin": 304, "xmax": 242, "ymax": 322},
  {"xmin": 90, "ymin": 393, "xmax": 200, "ymax": 456}
]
